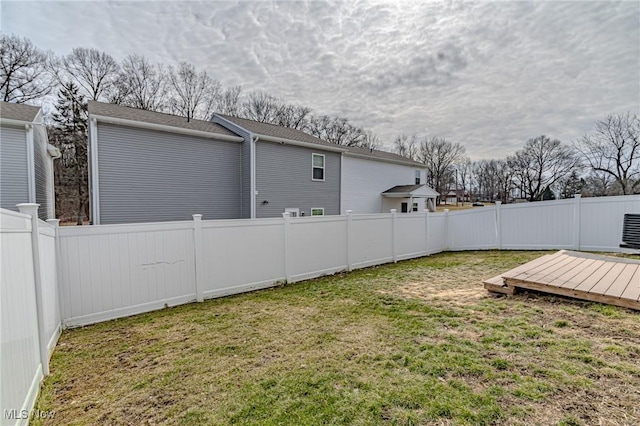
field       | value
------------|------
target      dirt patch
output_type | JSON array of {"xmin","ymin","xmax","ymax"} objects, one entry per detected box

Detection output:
[{"xmin": 387, "ymin": 281, "xmax": 487, "ymax": 304}]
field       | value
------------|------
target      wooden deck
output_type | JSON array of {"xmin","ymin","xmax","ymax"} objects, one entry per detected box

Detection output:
[{"xmin": 484, "ymin": 250, "xmax": 640, "ymax": 310}]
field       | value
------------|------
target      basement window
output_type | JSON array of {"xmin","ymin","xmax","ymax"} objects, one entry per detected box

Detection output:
[{"xmin": 311, "ymin": 208, "xmax": 325, "ymax": 216}]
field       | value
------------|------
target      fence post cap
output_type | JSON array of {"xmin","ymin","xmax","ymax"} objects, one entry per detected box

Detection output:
[
  {"xmin": 16, "ymin": 203, "xmax": 40, "ymax": 215},
  {"xmin": 346, "ymin": 210, "xmax": 353, "ymax": 214},
  {"xmin": 574, "ymin": 193, "xmax": 582, "ymax": 199},
  {"xmin": 192, "ymin": 214, "xmax": 203, "ymax": 220},
  {"xmin": 390, "ymin": 209, "xmax": 397, "ymax": 213},
  {"xmin": 282, "ymin": 212, "xmax": 290, "ymax": 218},
  {"xmin": 46, "ymin": 219, "xmax": 61, "ymax": 227}
]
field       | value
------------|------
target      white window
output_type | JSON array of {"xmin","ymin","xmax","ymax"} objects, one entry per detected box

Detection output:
[
  {"xmin": 311, "ymin": 208, "xmax": 324, "ymax": 216},
  {"xmin": 284, "ymin": 208, "xmax": 299, "ymax": 217},
  {"xmin": 312, "ymin": 153, "xmax": 325, "ymax": 181},
  {"xmin": 415, "ymin": 170, "xmax": 421, "ymax": 185},
  {"xmin": 412, "ymin": 203, "xmax": 418, "ymax": 212}
]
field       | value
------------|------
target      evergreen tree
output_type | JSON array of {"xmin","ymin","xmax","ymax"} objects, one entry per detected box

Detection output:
[
  {"xmin": 51, "ymin": 81, "xmax": 88, "ymax": 224},
  {"xmin": 560, "ymin": 170, "xmax": 584, "ymax": 199}
]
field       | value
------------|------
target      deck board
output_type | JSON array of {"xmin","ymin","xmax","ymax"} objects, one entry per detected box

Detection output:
[
  {"xmin": 484, "ymin": 251, "xmax": 640, "ymax": 310},
  {"xmin": 606, "ymin": 264, "xmax": 639, "ymax": 298}
]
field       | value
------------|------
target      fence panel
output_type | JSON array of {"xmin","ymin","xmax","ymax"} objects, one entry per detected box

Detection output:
[
  {"xmin": 580, "ymin": 196, "xmax": 640, "ymax": 251},
  {"xmin": 427, "ymin": 213, "xmax": 447, "ymax": 253},
  {"xmin": 501, "ymin": 200, "xmax": 574, "ymax": 249},
  {"xmin": 38, "ymin": 222, "xmax": 61, "ymax": 355},
  {"xmin": 58, "ymin": 222, "xmax": 197, "ymax": 327},
  {"xmin": 1, "ymin": 210, "xmax": 42, "ymax": 424},
  {"xmin": 200, "ymin": 219, "xmax": 286, "ymax": 296},
  {"xmin": 289, "ymin": 216, "xmax": 348, "ymax": 281},
  {"xmin": 350, "ymin": 215, "xmax": 394, "ymax": 268},
  {"xmin": 396, "ymin": 214, "xmax": 427, "ymax": 260},
  {"xmin": 448, "ymin": 208, "xmax": 498, "ymax": 251}
]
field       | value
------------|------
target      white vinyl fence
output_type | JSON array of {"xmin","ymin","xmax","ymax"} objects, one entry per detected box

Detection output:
[
  {"xmin": 1, "ymin": 205, "xmax": 60, "ymax": 426},
  {"xmin": 1, "ymin": 194, "xmax": 639, "ymax": 425}
]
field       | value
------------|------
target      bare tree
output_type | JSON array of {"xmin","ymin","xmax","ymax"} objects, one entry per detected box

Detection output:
[
  {"xmin": 217, "ymin": 85, "xmax": 242, "ymax": 116},
  {"xmin": 1, "ymin": 34, "xmax": 54, "ymax": 103},
  {"xmin": 454, "ymin": 157, "xmax": 472, "ymax": 203},
  {"xmin": 508, "ymin": 135, "xmax": 580, "ymax": 201},
  {"xmin": 393, "ymin": 134, "xmax": 419, "ymax": 160},
  {"xmin": 419, "ymin": 137, "xmax": 466, "ymax": 203},
  {"xmin": 582, "ymin": 170, "xmax": 616, "ymax": 197},
  {"xmin": 362, "ymin": 130, "xmax": 381, "ymax": 150},
  {"xmin": 275, "ymin": 104, "xmax": 311, "ymax": 130},
  {"xmin": 307, "ymin": 115, "xmax": 366, "ymax": 146},
  {"xmin": 167, "ymin": 62, "xmax": 221, "ymax": 121},
  {"xmin": 111, "ymin": 54, "xmax": 167, "ymax": 111},
  {"xmin": 56, "ymin": 47, "xmax": 119, "ymax": 101},
  {"xmin": 241, "ymin": 91, "xmax": 283, "ymax": 123},
  {"xmin": 576, "ymin": 112, "xmax": 640, "ymax": 195}
]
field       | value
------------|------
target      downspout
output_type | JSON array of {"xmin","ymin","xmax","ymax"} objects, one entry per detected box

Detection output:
[
  {"xmin": 47, "ymin": 144, "xmax": 62, "ymax": 219},
  {"xmin": 89, "ymin": 117, "xmax": 100, "ymax": 224},
  {"xmin": 251, "ymin": 135, "xmax": 259, "ymax": 219},
  {"xmin": 26, "ymin": 124, "xmax": 36, "ymax": 203}
]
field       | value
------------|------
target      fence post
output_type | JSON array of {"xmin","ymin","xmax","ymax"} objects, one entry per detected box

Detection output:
[
  {"xmin": 391, "ymin": 209, "xmax": 398, "ymax": 262},
  {"xmin": 495, "ymin": 201, "xmax": 502, "ymax": 250},
  {"xmin": 17, "ymin": 203, "xmax": 49, "ymax": 376},
  {"xmin": 192, "ymin": 214, "xmax": 204, "ymax": 302},
  {"xmin": 346, "ymin": 210, "xmax": 353, "ymax": 271},
  {"xmin": 424, "ymin": 209, "xmax": 430, "ymax": 255},
  {"xmin": 282, "ymin": 212, "xmax": 292, "ymax": 282},
  {"xmin": 46, "ymin": 218, "xmax": 63, "ymax": 331},
  {"xmin": 444, "ymin": 209, "xmax": 450, "ymax": 250},
  {"xmin": 573, "ymin": 194, "xmax": 581, "ymax": 250}
]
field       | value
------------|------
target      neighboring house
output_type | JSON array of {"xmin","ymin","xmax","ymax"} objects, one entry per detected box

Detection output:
[
  {"xmin": 0, "ymin": 102, "xmax": 60, "ymax": 220},
  {"xmin": 445, "ymin": 189, "xmax": 470, "ymax": 205},
  {"xmin": 88, "ymin": 102, "xmax": 245, "ymax": 224},
  {"xmin": 212, "ymin": 114, "xmax": 343, "ymax": 218},
  {"xmin": 340, "ymin": 146, "xmax": 436, "ymax": 214},
  {"xmin": 212, "ymin": 114, "xmax": 436, "ymax": 218},
  {"xmin": 87, "ymin": 101, "xmax": 437, "ymax": 224}
]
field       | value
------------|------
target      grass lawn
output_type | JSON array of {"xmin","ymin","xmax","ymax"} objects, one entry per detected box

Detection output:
[{"xmin": 35, "ymin": 251, "xmax": 640, "ymax": 425}]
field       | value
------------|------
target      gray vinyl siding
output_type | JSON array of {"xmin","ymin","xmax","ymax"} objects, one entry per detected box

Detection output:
[
  {"xmin": 33, "ymin": 125, "xmax": 51, "ymax": 220},
  {"xmin": 0, "ymin": 126, "xmax": 29, "ymax": 211},
  {"xmin": 212, "ymin": 115, "xmax": 251, "ymax": 219},
  {"xmin": 255, "ymin": 142, "xmax": 340, "ymax": 218},
  {"xmin": 96, "ymin": 123, "xmax": 242, "ymax": 224}
]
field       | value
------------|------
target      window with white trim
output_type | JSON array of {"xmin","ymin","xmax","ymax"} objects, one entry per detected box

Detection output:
[
  {"xmin": 415, "ymin": 170, "xmax": 421, "ymax": 185},
  {"xmin": 312, "ymin": 153, "xmax": 325, "ymax": 181},
  {"xmin": 412, "ymin": 203, "xmax": 418, "ymax": 212},
  {"xmin": 311, "ymin": 208, "xmax": 324, "ymax": 216},
  {"xmin": 284, "ymin": 208, "xmax": 299, "ymax": 217}
]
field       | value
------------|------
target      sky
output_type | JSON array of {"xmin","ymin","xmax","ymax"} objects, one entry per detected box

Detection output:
[{"xmin": 2, "ymin": 0, "xmax": 639, "ymax": 159}]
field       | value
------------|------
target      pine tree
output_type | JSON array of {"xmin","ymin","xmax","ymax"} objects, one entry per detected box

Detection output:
[
  {"xmin": 51, "ymin": 81, "xmax": 89, "ymax": 224},
  {"xmin": 561, "ymin": 170, "xmax": 584, "ymax": 199}
]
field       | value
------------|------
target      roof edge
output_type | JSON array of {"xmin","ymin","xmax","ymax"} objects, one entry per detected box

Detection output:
[
  {"xmin": 257, "ymin": 133, "xmax": 347, "ymax": 153},
  {"xmin": 212, "ymin": 114, "xmax": 253, "ymax": 138},
  {"xmin": 0, "ymin": 117, "xmax": 33, "ymax": 128},
  {"xmin": 90, "ymin": 114, "xmax": 244, "ymax": 142},
  {"xmin": 344, "ymin": 150, "xmax": 425, "ymax": 168}
]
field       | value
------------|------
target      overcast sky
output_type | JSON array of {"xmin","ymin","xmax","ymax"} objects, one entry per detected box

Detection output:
[{"xmin": 2, "ymin": 1, "xmax": 639, "ymax": 159}]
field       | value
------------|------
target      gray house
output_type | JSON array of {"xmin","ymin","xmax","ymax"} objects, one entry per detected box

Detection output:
[
  {"xmin": 88, "ymin": 101, "xmax": 433, "ymax": 224},
  {"xmin": 212, "ymin": 114, "xmax": 343, "ymax": 218},
  {"xmin": 88, "ymin": 102, "xmax": 245, "ymax": 224},
  {"xmin": 0, "ymin": 102, "xmax": 60, "ymax": 220}
]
